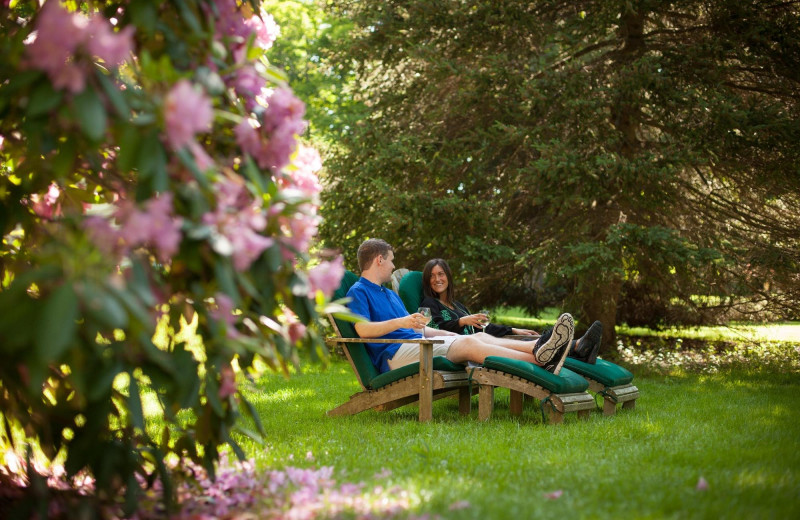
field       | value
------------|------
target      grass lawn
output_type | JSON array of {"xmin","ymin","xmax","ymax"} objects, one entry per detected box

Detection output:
[
  {"xmin": 495, "ymin": 307, "xmax": 800, "ymax": 344},
  {"xmin": 233, "ymin": 356, "xmax": 800, "ymax": 519}
]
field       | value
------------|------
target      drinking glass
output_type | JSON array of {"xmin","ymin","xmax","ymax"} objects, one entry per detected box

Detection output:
[
  {"xmin": 417, "ymin": 307, "xmax": 432, "ymax": 327},
  {"xmin": 478, "ymin": 309, "xmax": 491, "ymax": 327}
]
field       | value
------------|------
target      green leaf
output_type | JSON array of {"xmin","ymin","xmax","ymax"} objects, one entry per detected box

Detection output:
[
  {"xmin": 34, "ymin": 283, "xmax": 79, "ymax": 363},
  {"xmin": 205, "ymin": 375, "xmax": 225, "ymax": 417},
  {"xmin": 240, "ymin": 395, "xmax": 266, "ymax": 437},
  {"xmin": 214, "ymin": 259, "xmax": 238, "ymax": 304},
  {"xmin": 95, "ymin": 68, "xmax": 130, "ymax": 117},
  {"xmin": 73, "ymin": 88, "xmax": 108, "ymax": 141},
  {"xmin": 52, "ymin": 137, "xmax": 77, "ymax": 179},
  {"xmin": 136, "ymin": 130, "xmax": 168, "ymax": 193},
  {"xmin": 128, "ymin": 375, "xmax": 145, "ymax": 430},
  {"xmin": 27, "ymin": 81, "xmax": 63, "ymax": 117}
]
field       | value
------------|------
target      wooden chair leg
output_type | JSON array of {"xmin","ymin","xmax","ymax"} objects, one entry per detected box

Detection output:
[
  {"xmin": 603, "ymin": 398, "xmax": 617, "ymax": 416},
  {"xmin": 509, "ymin": 390, "xmax": 524, "ymax": 416},
  {"xmin": 458, "ymin": 386, "xmax": 471, "ymax": 415},
  {"xmin": 578, "ymin": 409, "xmax": 591, "ymax": 420},
  {"xmin": 478, "ymin": 385, "xmax": 494, "ymax": 421},
  {"xmin": 622, "ymin": 399, "xmax": 636, "ymax": 410},
  {"xmin": 418, "ymin": 342, "xmax": 434, "ymax": 422},
  {"xmin": 546, "ymin": 407, "xmax": 564, "ymax": 424}
]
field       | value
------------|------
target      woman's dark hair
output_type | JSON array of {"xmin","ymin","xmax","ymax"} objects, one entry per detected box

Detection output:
[{"xmin": 422, "ymin": 258, "xmax": 455, "ymax": 303}]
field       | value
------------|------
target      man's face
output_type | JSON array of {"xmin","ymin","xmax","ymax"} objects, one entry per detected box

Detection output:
[{"xmin": 376, "ymin": 250, "xmax": 395, "ymax": 284}]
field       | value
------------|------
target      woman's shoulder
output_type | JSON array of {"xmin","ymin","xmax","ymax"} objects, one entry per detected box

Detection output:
[{"xmin": 420, "ymin": 296, "xmax": 443, "ymax": 308}]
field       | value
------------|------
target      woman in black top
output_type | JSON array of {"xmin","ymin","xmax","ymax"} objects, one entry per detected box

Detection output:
[
  {"xmin": 420, "ymin": 258, "xmax": 603, "ymax": 363},
  {"xmin": 419, "ymin": 259, "xmax": 537, "ymax": 337}
]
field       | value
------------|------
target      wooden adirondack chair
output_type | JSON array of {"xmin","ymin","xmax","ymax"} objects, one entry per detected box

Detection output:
[
  {"xmin": 396, "ymin": 268, "xmax": 639, "ymax": 417},
  {"xmin": 396, "ymin": 270, "xmax": 596, "ymax": 423},
  {"xmin": 326, "ymin": 271, "xmax": 472, "ymax": 422}
]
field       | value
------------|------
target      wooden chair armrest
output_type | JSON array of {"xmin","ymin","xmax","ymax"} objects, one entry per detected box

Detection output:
[{"xmin": 326, "ymin": 337, "xmax": 445, "ymax": 345}]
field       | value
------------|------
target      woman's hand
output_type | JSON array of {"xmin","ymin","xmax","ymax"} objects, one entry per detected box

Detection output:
[
  {"xmin": 511, "ymin": 327, "xmax": 537, "ymax": 336},
  {"xmin": 460, "ymin": 314, "xmax": 488, "ymax": 327}
]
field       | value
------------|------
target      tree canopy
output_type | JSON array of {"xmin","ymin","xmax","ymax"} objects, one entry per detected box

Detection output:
[{"xmin": 319, "ymin": 0, "xmax": 800, "ymax": 344}]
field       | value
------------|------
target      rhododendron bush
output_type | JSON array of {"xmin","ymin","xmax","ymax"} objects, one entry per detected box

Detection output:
[{"xmin": 0, "ymin": 0, "xmax": 343, "ymax": 514}]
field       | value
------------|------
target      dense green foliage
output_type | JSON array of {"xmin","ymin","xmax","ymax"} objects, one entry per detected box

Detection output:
[
  {"xmin": 0, "ymin": 0, "xmax": 340, "ymax": 513},
  {"xmin": 319, "ymin": 0, "xmax": 800, "ymax": 345}
]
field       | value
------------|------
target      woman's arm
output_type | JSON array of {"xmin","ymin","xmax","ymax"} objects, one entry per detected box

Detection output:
[{"xmin": 422, "ymin": 297, "xmax": 467, "ymax": 334}]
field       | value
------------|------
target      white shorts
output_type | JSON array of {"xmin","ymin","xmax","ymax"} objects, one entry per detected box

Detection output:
[{"xmin": 387, "ymin": 336, "xmax": 460, "ymax": 370}]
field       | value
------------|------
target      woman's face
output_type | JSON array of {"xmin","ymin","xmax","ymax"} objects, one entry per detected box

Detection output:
[{"xmin": 429, "ymin": 265, "xmax": 449, "ymax": 297}]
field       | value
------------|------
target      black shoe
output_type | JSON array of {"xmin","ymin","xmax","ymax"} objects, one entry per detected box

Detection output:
[
  {"xmin": 533, "ymin": 313, "xmax": 574, "ymax": 375},
  {"xmin": 569, "ymin": 320, "xmax": 602, "ymax": 364}
]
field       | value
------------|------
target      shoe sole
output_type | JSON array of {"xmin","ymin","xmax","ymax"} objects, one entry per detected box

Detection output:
[
  {"xmin": 533, "ymin": 313, "xmax": 574, "ymax": 366},
  {"xmin": 549, "ymin": 314, "xmax": 575, "ymax": 375}
]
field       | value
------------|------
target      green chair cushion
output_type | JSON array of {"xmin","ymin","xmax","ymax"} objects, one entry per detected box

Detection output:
[
  {"xmin": 369, "ymin": 356, "xmax": 465, "ymax": 389},
  {"xmin": 397, "ymin": 270, "xmax": 423, "ymax": 314},
  {"xmin": 331, "ymin": 270, "xmax": 380, "ymax": 386},
  {"xmin": 482, "ymin": 356, "xmax": 589, "ymax": 394},
  {"xmin": 563, "ymin": 358, "xmax": 634, "ymax": 387}
]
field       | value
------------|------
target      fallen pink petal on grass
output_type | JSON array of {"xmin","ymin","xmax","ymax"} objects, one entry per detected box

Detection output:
[
  {"xmin": 696, "ymin": 476, "xmax": 709, "ymax": 491},
  {"xmin": 449, "ymin": 500, "xmax": 470, "ymax": 510},
  {"xmin": 543, "ymin": 489, "xmax": 563, "ymax": 500}
]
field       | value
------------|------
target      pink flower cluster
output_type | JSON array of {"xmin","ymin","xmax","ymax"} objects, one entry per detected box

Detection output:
[
  {"xmin": 275, "ymin": 202, "xmax": 321, "ymax": 263},
  {"xmin": 280, "ymin": 144, "xmax": 323, "ymax": 198},
  {"xmin": 131, "ymin": 454, "xmax": 436, "ymax": 520},
  {"xmin": 308, "ymin": 256, "xmax": 345, "ymax": 299},
  {"xmin": 215, "ymin": 0, "xmax": 280, "ymax": 60},
  {"xmin": 235, "ymin": 87, "xmax": 307, "ymax": 173},
  {"xmin": 164, "ymin": 80, "xmax": 213, "ymax": 151},
  {"xmin": 84, "ymin": 193, "xmax": 183, "ymax": 263},
  {"xmin": 27, "ymin": 182, "xmax": 61, "ymax": 219},
  {"xmin": 26, "ymin": 0, "xmax": 134, "ymax": 93},
  {"xmin": 2, "ymin": 449, "xmax": 466, "ymax": 519},
  {"xmin": 202, "ymin": 178, "xmax": 273, "ymax": 271}
]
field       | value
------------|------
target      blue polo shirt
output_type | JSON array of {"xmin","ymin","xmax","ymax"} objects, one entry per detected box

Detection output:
[{"xmin": 346, "ymin": 277, "xmax": 422, "ymax": 373}]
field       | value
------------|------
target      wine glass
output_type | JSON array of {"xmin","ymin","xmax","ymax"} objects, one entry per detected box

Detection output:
[
  {"xmin": 417, "ymin": 307, "xmax": 432, "ymax": 327},
  {"xmin": 478, "ymin": 309, "xmax": 491, "ymax": 328}
]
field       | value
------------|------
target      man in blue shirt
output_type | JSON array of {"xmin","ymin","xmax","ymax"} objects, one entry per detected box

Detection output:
[{"xmin": 347, "ymin": 239, "xmax": 575, "ymax": 374}]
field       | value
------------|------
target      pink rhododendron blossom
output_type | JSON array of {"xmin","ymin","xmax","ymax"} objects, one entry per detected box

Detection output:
[
  {"xmin": 164, "ymin": 80, "xmax": 213, "ymax": 150},
  {"xmin": 28, "ymin": 182, "xmax": 61, "ymax": 219},
  {"xmin": 202, "ymin": 179, "xmax": 273, "ymax": 271},
  {"xmin": 83, "ymin": 216, "xmax": 120, "ymax": 254},
  {"xmin": 26, "ymin": 1, "xmax": 133, "ymax": 93},
  {"xmin": 234, "ymin": 118, "xmax": 263, "ymax": 160},
  {"xmin": 281, "ymin": 144, "xmax": 323, "ymax": 197},
  {"xmin": 307, "ymin": 256, "xmax": 344, "ymax": 299},
  {"xmin": 279, "ymin": 205, "xmax": 320, "ymax": 262},
  {"xmin": 213, "ymin": 0, "xmax": 251, "ymax": 42},
  {"xmin": 187, "ymin": 140, "xmax": 214, "ymax": 171},
  {"xmin": 84, "ymin": 193, "xmax": 183, "ymax": 262},
  {"xmin": 86, "ymin": 14, "xmax": 134, "ymax": 66},
  {"xmin": 230, "ymin": 65, "xmax": 267, "ymax": 110},
  {"xmin": 245, "ymin": 9, "xmax": 280, "ymax": 50},
  {"xmin": 218, "ymin": 364, "xmax": 237, "ymax": 399}
]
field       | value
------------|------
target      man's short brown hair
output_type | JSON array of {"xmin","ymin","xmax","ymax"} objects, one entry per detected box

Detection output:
[{"xmin": 357, "ymin": 238, "xmax": 393, "ymax": 272}]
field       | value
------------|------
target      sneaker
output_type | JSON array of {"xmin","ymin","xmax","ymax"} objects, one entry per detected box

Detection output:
[
  {"xmin": 532, "ymin": 313, "xmax": 574, "ymax": 374},
  {"xmin": 569, "ymin": 320, "xmax": 602, "ymax": 364}
]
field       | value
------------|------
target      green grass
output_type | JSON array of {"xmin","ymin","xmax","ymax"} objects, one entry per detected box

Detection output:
[{"xmin": 231, "ymin": 359, "xmax": 800, "ymax": 519}]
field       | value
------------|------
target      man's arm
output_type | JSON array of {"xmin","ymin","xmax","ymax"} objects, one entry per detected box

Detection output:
[
  {"xmin": 354, "ymin": 314, "xmax": 424, "ymax": 338},
  {"xmin": 424, "ymin": 326, "xmax": 456, "ymax": 337}
]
